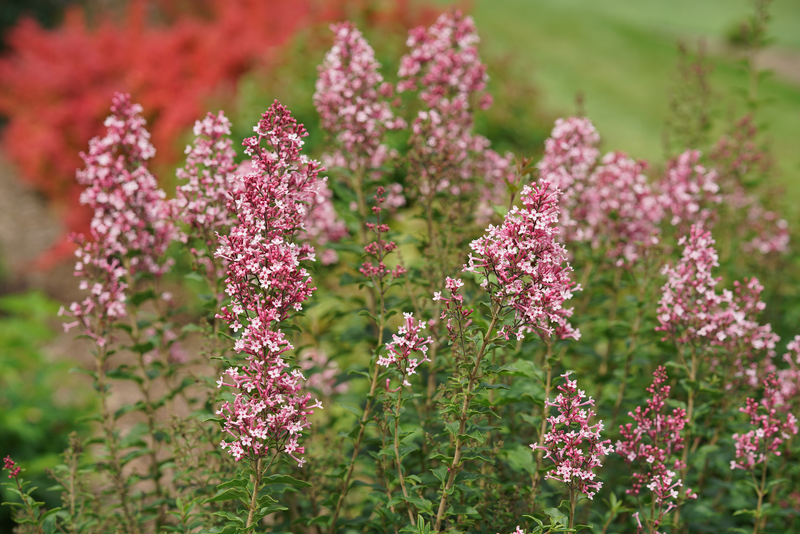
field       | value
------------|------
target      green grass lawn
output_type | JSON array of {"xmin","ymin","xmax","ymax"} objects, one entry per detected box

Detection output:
[{"xmin": 471, "ymin": 0, "xmax": 800, "ymax": 202}]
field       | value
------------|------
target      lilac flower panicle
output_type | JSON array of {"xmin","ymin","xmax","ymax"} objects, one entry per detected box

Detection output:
[
  {"xmin": 233, "ymin": 160, "xmax": 346, "ymax": 264},
  {"xmin": 657, "ymin": 226, "xmax": 781, "ymax": 388},
  {"xmin": 433, "ymin": 277, "xmax": 474, "ymax": 342},
  {"xmin": 60, "ymin": 93, "xmax": 175, "ymax": 342},
  {"xmin": 400, "ymin": 11, "xmax": 512, "ymax": 207},
  {"xmin": 616, "ymin": 367, "xmax": 695, "ymax": 531},
  {"xmin": 315, "ymin": 21, "xmax": 405, "ymax": 175},
  {"xmin": 465, "ymin": 181, "xmax": 580, "ymax": 341},
  {"xmin": 656, "ymin": 225, "xmax": 725, "ymax": 344},
  {"xmin": 3, "ymin": 456, "xmax": 21, "ymax": 479},
  {"xmin": 731, "ymin": 373, "xmax": 798, "ymax": 471},
  {"xmin": 378, "ymin": 313, "xmax": 433, "ymax": 387},
  {"xmin": 214, "ymin": 101, "xmax": 323, "ymax": 467},
  {"xmin": 579, "ymin": 152, "xmax": 663, "ymax": 265},
  {"xmin": 537, "ymin": 117, "xmax": 601, "ymax": 240},
  {"xmin": 657, "ymin": 149, "xmax": 721, "ymax": 228},
  {"xmin": 531, "ymin": 372, "xmax": 612, "ymax": 499},
  {"xmin": 174, "ymin": 111, "xmax": 238, "ymax": 244}
]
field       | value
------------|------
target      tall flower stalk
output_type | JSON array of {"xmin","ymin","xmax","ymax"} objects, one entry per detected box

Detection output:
[
  {"xmin": 59, "ymin": 92, "xmax": 175, "ymax": 534},
  {"xmin": 214, "ymin": 101, "xmax": 323, "ymax": 527},
  {"xmin": 532, "ymin": 373, "xmax": 612, "ymax": 528}
]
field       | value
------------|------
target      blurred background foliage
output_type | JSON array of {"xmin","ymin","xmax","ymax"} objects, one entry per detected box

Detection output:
[
  {"xmin": 0, "ymin": 0, "xmax": 799, "ymax": 531},
  {"xmin": 0, "ymin": 292, "xmax": 93, "ymax": 529}
]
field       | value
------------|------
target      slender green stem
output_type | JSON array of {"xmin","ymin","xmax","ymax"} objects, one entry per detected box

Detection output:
[
  {"xmin": 393, "ymin": 374, "xmax": 416, "ymax": 523},
  {"xmin": 246, "ymin": 457, "xmax": 263, "ymax": 528},
  {"xmin": 433, "ymin": 309, "xmax": 500, "ymax": 531},
  {"xmin": 752, "ymin": 454, "xmax": 769, "ymax": 534},
  {"xmin": 569, "ymin": 488, "xmax": 577, "ymax": 529},
  {"xmin": 532, "ymin": 339, "xmax": 554, "ymax": 496}
]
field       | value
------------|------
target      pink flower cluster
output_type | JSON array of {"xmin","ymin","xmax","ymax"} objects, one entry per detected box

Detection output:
[
  {"xmin": 433, "ymin": 277, "xmax": 474, "ymax": 342},
  {"xmin": 61, "ymin": 93, "xmax": 175, "ymax": 341},
  {"xmin": 173, "ymin": 111, "xmax": 238, "ymax": 246},
  {"xmin": 304, "ymin": 178, "xmax": 348, "ymax": 265},
  {"xmin": 234, "ymin": 160, "xmax": 346, "ymax": 265},
  {"xmin": 398, "ymin": 10, "xmax": 490, "ymax": 108},
  {"xmin": 537, "ymin": 117, "xmax": 601, "ymax": 238},
  {"xmin": 538, "ymin": 119, "xmax": 663, "ymax": 265},
  {"xmin": 743, "ymin": 203, "xmax": 789, "ymax": 255},
  {"xmin": 579, "ymin": 152, "xmax": 662, "ymax": 266},
  {"xmin": 359, "ymin": 187, "xmax": 406, "ymax": 281},
  {"xmin": 715, "ymin": 278, "xmax": 780, "ymax": 388},
  {"xmin": 214, "ymin": 101, "xmax": 323, "ymax": 467},
  {"xmin": 531, "ymin": 373, "xmax": 612, "ymax": 499},
  {"xmin": 173, "ymin": 111, "xmax": 238, "ymax": 281},
  {"xmin": 400, "ymin": 11, "xmax": 512, "ymax": 210},
  {"xmin": 3, "ymin": 456, "xmax": 20, "ymax": 478},
  {"xmin": 314, "ymin": 21, "xmax": 404, "ymax": 175},
  {"xmin": 776, "ymin": 337, "xmax": 800, "ymax": 411},
  {"xmin": 731, "ymin": 373, "xmax": 798, "ymax": 471},
  {"xmin": 465, "ymin": 181, "xmax": 580, "ymax": 341},
  {"xmin": 656, "ymin": 225, "xmax": 725, "ymax": 344},
  {"xmin": 75, "ymin": 92, "xmax": 175, "ymax": 275},
  {"xmin": 616, "ymin": 367, "xmax": 693, "ymax": 526},
  {"xmin": 657, "ymin": 149, "xmax": 721, "ymax": 229},
  {"xmin": 657, "ymin": 226, "xmax": 780, "ymax": 388},
  {"xmin": 378, "ymin": 313, "xmax": 433, "ymax": 387}
]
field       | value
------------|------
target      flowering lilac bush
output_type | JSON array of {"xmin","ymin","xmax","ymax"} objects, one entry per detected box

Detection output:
[{"xmin": 4, "ymin": 8, "xmax": 800, "ymax": 534}]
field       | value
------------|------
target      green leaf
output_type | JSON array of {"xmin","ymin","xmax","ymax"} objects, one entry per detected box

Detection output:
[
  {"xmin": 262, "ymin": 474, "xmax": 311, "ymax": 488},
  {"xmin": 545, "ymin": 507, "xmax": 568, "ymax": 527},
  {"xmin": 431, "ymin": 465, "xmax": 448, "ymax": 485},
  {"xmin": 212, "ymin": 511, "xmax": 245, "ymax": 526},
  {"xmin": 257, "ymin": 504, "xmax": 288, "ymax": 515},
  {"xmin": 129, "ymin": 289, "xmax": 156, "ymax": 307}
]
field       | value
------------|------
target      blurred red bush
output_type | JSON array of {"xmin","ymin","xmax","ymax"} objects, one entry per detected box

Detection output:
[{"xmin": 0, "ymin": 0, "xmax": 436, "ymax": 267}]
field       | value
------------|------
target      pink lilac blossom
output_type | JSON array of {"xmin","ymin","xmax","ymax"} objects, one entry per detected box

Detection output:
[
  {"xmin": 174, "ymin": 111, "xmax": 238, "ymax": 242},
  {"xmin": 214, "ymin": 101, "xmax": 323, "ymax": 467},
  {"xmin": 60, "ymin": 93, "xmax": 175, "ymax": 341},
  {"xmin": 657, "ymin": 149, "xmax": 721, "ymax": 229},
  {"xmin": 400, "ymin": 11, "xmax": 511, "ymax": 208},
  {"xmin": 314, "ymin": 21, "xmax": 405, "ymax": 181},
  {"xmin": 579, "ymin": 152, "xmax": 663, "ymax": 266},
  {"xmin": 359, "ymin": 186, "xmax": 406, "ymax": 282},
  {"xmin": 475, "ymin": 148, "xmax": 518, "ymax": 226},
  {"xmin": 743, "ymin": 204, "xmax": 789, "ymax": 255},
  {"xmin": 616, "ymin": 368, "xmax": 694, "ymax": 531},
  {"xmin": 173, "ymin": 110, "xmax": 238, "ymax": 281},
  {"xmin": 731, "ymin": 373, "xmax": 798, "ymax": 471},
  {"xmin": 465, "ymin": 181, "xmax": 580, "ymax": 341},
  {"xmin": 234, "ymin": 161, "xmax": 347, "ymax": 266},
  {"xmin": 304, "ymin": 177, "xmax": 348, "ymax": 265},
  {"xmin": 655, "ymin": 224, "xmax": 727, "ymax": 344},
  {"xmin": 3, "ymin": 456, "xmax": 21, "ymax": 478},
  {"xmin": 75, "ymin": 92, "xmax": 175, "ymax": 275},
  {"xmin": 714, "ymin": 277, "xmax": 780, "ymax": 389},
  {"xmin": 497, "ymin": 528, "xmax": 525, "ymax": 534},
  {"xmin": 433, "ymin": 277, "xmax": 474, "ymax": 343},
  {"xmin": 531, "ymin": 372, "xmax": 612, "ymax": 499},
  {"xmin": 378, "ymin": 313, "xmax": 433, "ymax": 387},
  {"xmin": 537, "ymin": 117, "xmax": 601, "ymax": 240},
  {"xmin": 398, "ymin": 10, "xmax": 490, "ymax": 108}
]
